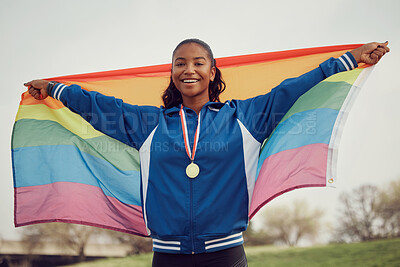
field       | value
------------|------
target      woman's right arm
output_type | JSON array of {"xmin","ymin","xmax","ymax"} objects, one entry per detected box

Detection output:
[{"xmin": 24, "ymin": 80, "xmax": 160, "ymax": 149}]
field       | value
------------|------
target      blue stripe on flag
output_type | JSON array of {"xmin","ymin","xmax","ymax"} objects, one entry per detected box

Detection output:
[
  {"xmin": 256, "ymin": 108, "xmax": 338, "ymax": 178},
  {"xmin": 13, "ymin": 145, "xmax": 141, "ymax": 206}
]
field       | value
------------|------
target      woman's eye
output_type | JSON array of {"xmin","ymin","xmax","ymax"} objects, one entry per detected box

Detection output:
[
  {"xmin": 195, "ymin": 62, "xmax": 204, "ymax": 66},
  {"xmin": 175, "ymin": 63, "xmax": 184, "ymax": 67}
]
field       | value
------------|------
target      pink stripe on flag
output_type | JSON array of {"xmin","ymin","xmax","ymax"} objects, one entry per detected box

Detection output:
[
  {"xmin": 15, "ymin": 182, "xmax": 148, "ymax": 236},
  {"xmin": 249, "ymin": 143, "xmax": 328, "ymax": 219}
]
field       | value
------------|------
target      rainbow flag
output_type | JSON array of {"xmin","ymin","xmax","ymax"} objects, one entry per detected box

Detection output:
[{"xmin": 12, "ymin": 44, "xmax": 372, "ymax": 235}]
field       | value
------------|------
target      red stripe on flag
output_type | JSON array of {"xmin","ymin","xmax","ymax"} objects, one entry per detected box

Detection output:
[
  {"xmin": 249, "ymin": 143, "xmax": 328, "ymax": 219},
  {"xmin": 15, "ymin": 182, "xmax": 148, "ymax": 236}
]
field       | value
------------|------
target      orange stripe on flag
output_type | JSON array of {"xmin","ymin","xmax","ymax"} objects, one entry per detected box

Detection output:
[{"xmin": 20, "ymin": 92, "xmax": 65, "ymax": 109}]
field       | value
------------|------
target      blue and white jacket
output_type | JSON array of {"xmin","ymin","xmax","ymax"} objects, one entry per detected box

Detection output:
[{"xmin": 49, "ymin": 53, "xmax": 357, "ymax": 254}]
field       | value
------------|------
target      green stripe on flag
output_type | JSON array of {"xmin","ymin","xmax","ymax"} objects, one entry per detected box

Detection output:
[
  {"xmin": 12, "ymin": 119, "xmax": 140, "ymax": 171},
  {"xmin": 16, "ymin": 104, "xmax": 103, "ymax": 139},
  {"xmin": 279, "ymin": 81, "xmax": 352, "ymax": 124},
  {"xmin": 324, "ymin": 68, "xmax": 362, "ymax": 83},
  {"xmin": 262, "ymin": 69, "xmax": 363, "ymax": 150}
]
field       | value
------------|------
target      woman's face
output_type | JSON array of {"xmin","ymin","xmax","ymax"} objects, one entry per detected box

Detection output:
[{"xmin": 172, "ymin": 43, "xmax": 216, "ymax": 103}]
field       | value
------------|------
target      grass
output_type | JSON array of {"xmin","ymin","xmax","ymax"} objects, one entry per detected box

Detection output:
[
  {"xmin": 66, "ymin": 238, "xmax": 400, "ymax": 267},
  {"xmin": 65, "ymin": 253, "xmax": 153, "ymax": 267},
  {"xmin": 245, "ymin": 238, "xmax": 400, "ymax": 267}
]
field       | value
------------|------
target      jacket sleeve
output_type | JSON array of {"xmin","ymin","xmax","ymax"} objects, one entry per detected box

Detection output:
[
  {"xmin": 232, "ymin": 52, "xmax": 358, "ymax": 143},
  {"xmin": 48, "ymin": 83, "xmax": 160, "ymax": 150}
]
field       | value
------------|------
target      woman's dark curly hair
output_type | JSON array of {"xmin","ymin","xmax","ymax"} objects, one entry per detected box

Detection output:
[{"xmin": 162, "ymin": 39, "xmax": 226, "ymax": 109}]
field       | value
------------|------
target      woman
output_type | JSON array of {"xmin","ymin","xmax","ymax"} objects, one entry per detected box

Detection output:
[{"xmin": 25, "ymin": 39, "xmax": 389, "ymax": 267}]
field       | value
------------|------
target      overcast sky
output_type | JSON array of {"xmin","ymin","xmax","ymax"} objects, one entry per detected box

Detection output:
[{"xmin": 1, "ymin": 0, "xmax": 399, "ymax": 242}]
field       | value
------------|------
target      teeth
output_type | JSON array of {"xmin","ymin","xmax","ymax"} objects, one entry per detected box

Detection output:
[{"xmin": 183, "ymin": 80, "xmax": 198, "ymax": 83}]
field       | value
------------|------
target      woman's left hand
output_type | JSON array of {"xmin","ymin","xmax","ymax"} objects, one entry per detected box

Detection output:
[{"xmin": 350, "ymin": 41, "xmax": 390, "ymax": 65}]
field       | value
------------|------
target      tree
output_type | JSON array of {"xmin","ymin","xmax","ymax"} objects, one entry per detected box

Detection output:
[
  {"xmin": 263, "ymin": 199, "xmax": 324, "ymax": 246},
  {"xmin": 243, "ymin": 221, "xmax": 273, "ymax": 246},
  {"xmin": 21, "ymin": 223, "xmax": 99, "ymax": 262},
  {"xmin": 105, "ymin": 231, "xmax": 152, "ymax": 255},
  {"xmin": 333, "ymin": 185, "xmax": 381, "ymax": 242},
  {"xmin": 21, "ymin": 224, "xmax": 45, "ymax": 254},
  {"xmin": 377, "ymin": 179, "xmax": 400, "ymax": 238}
]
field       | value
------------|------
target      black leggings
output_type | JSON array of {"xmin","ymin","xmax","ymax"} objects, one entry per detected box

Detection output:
[{"xmin": 152, "ymin": 245, "xmax": 247, "ymax": 267}]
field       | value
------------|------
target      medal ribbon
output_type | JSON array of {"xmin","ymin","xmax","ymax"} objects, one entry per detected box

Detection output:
[{"xmin": 179, "ymin": 105, "xmax": 201, "ymax": 162}]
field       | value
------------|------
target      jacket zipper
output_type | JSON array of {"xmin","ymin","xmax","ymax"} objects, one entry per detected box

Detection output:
[
  {"xmin": 189, "ymin": 111, "xmax": 199, "ymax": 254},
  {"xmin": 190, "ymin": 177, "xmax": 195, "ymax": 253}
]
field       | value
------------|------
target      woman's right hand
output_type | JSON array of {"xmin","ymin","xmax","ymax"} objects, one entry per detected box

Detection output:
[
  {"xmin": 24, "ymin": 80, "xmax": 50, "ymax": 100},
  {"xmin": 350, "ymin": 41, "xmax": 390, "ymax": 65}
]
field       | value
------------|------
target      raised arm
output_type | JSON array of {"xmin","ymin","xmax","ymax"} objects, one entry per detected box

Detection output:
[
  {"xmin": 24, "ymin": 80, "xmax": 160, "ymax": 149},
  {"xmin": 235, "ymin": 41, "xmax": 390, "ymax": 142}
]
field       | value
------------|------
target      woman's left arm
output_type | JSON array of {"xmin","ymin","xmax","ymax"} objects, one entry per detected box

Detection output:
[{"xmin": 235, "ymin": 41, "xmax": 390, "ymax": 142}]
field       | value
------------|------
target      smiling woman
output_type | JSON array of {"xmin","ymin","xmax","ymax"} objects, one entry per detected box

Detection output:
[
  {"xmin": 162, "ymin": 39, "xmax": 226, "ymax": 114},
  {"xmin": 22, "ymin": 39, "xmax": 389, "ymax": 267},
  {"xmin": 171, "ymin": 41, "xmax": 216, "ymax": 113}
]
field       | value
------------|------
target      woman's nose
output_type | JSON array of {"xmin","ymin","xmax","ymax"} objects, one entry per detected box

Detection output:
[{"xmin": 184, "ymin": 63, "xmax": 195, "ymax": 74}]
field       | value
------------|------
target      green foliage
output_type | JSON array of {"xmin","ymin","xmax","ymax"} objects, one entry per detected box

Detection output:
[{"xmin": 66, "ymin": 238, "xmax": 400, "ymax": 267}]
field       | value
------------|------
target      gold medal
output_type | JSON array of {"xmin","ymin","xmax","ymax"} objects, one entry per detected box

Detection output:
[
  {"xmin": 186, "ymin": 162, "xmax": 200, "ymax": 178},
  {"xmin": 180, "ymin": 106, "xmax": 201, "ymax": 179}
]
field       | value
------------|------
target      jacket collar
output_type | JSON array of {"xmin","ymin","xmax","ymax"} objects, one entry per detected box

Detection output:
[{"xmin": 164, "ymin": 102, "xmax": 225, "ymax": 115}]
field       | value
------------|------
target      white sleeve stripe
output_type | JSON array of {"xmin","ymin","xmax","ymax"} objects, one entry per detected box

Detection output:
[
  {"xmin": 52, "ymin": 84, "xmax": 63, "ymax": 99},
  {"xmin": 343, "ymin": 53, "xmax": 355, "ymax": 70},
  {"xmin": 55, "ymin": 85, "xmax": 67, "ymax": 100},
  {"xmin": 338, "ymin": 57, "xmax": 350, "ymax": 71}
]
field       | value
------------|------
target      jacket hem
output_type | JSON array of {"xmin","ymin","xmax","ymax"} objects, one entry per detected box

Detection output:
[{"xmin": 152, "ymin": 232, "xmax": 244, "ymax": 254}]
